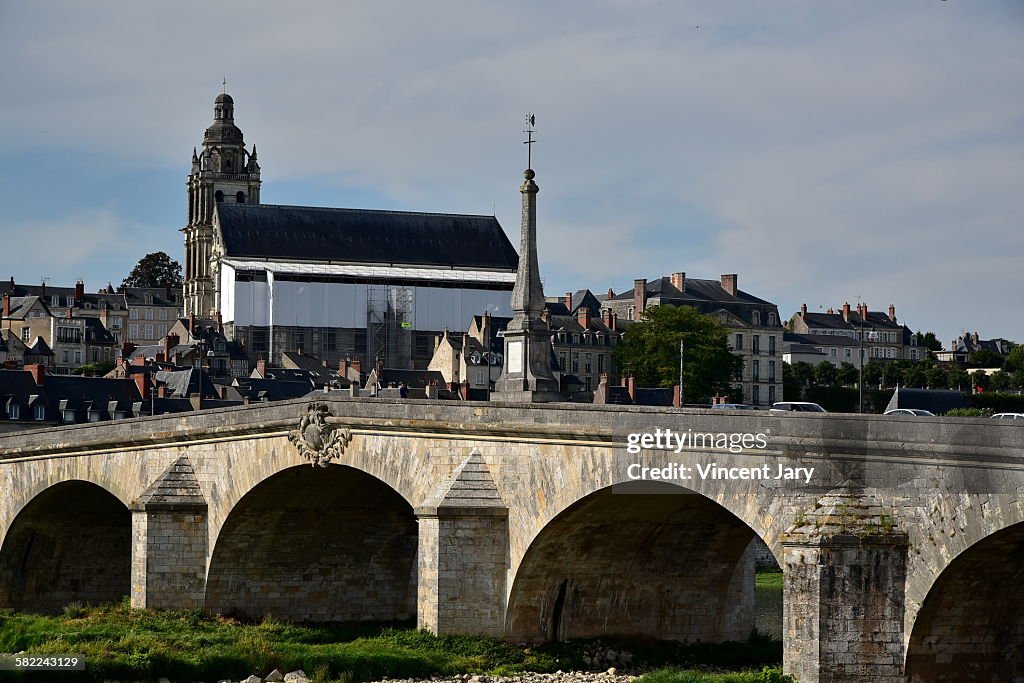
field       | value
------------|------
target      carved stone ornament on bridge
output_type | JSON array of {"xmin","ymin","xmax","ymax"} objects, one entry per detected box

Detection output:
[{"xmin": 289, "ymin": 402, "xmax": 352, "ymax": 468}]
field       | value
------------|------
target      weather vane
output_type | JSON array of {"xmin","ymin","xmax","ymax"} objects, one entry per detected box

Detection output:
[{"xmin": 523, "ymin": 113, "xmax": 536, "ymax": 169}]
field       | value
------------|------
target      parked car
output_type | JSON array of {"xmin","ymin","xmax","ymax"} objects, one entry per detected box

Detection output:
[
  {"xmin": 991, "ymin": 413, "xmax": 1024, "ymax": 421},
  {"xmin": 770, "ymin": 402, "xmax": 826, "ymax": 413},
  {"xmin": 884, "ymin": 409, "xmax": 936, "ymax": 417},
  {"xmin": 711, "ymin": 403, "xmax": 757, "ymax": 410}
]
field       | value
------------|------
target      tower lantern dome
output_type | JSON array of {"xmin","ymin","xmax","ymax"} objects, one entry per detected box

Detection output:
[{"xmin": 205, "ymin": 92, "xmax": 243, "ymax": 144}]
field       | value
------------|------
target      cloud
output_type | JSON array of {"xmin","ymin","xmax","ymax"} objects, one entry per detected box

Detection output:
[{"xmin": 0, "ymin": 1, "xmax": 1021, "ymax": 343}]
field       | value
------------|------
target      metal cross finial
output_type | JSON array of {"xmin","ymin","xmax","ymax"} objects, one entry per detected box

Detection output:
[
  {"xmin": 523, "ymin": 113, "xmax": 536, "ymax": 169},
  {"xmin": 222, "ymin": 77, "xmax": 227, "ymax": 93}
]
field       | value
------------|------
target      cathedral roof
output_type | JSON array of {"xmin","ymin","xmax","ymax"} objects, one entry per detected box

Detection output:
[{"xmin": 214, "ymin": 203, "xmax": 519, "ymax": 271}]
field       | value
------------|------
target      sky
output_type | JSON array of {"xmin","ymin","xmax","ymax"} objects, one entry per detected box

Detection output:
[{"xmin": 0, "ymin": 1, "xmax": 1021, "ymax": 347}]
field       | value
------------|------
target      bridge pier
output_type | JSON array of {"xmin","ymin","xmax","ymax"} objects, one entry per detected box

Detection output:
[
  {"xmin": 130, "ymin": 458, "xmax": 209, "ymax": 610},
  {"xmin": 783, "ymin": 492, "xmax": 908, "ymax": 683},
  {"xmin": 415, "ymin": 453, "xmax": 509, "ymax": 637}
]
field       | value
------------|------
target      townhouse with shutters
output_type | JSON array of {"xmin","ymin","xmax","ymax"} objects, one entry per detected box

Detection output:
[{"xmin": 601, "ymin": 272, "xmax": 783, "ymax": 407}]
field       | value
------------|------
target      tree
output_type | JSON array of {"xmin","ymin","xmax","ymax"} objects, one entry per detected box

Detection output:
[
  {"xmin": 836, "ymin": 362, "xmax": 859, "ymax": 387},
  {"xmin": 1005, "ymin": 345, "xmax": 1024, "ymax": 374},
  {"xmin": 615, "ymin": 305, "xmax": 742, "ymax": 403},
  {"xmin": 925, "ymin": 366, "xmax": 948, "ymax": 389},
  {"xmin": 813, "ymin": 361, "xmax": 838, "ymax": 386},
  {"xmin": 968, "ymin": 349, "xmax": 1004, "ymax": 369},
  {"xmin": 863, "ymin": 362, "xmax": 883, "ymax": 388},
  {"xmin": 990, "ymin": 370, "xmax": 1013, "ymax": 392},
  {"xmin": 790, "ymin": 361, "xmax": 816, "ymax": 387},
  {"xmin": 947, "ymin": 368, "xmax": 969, "ymax": 391},
  {"xmin": 121, "ymin": 251, "xmax": 183, "ymax": 290},
  {"xmin": 903, "ymin": 365, "xmax": 927, "ymax": 388},
  {"xmin": 914, "ymin": 331, "xmax": 943, "ymax": 353}
]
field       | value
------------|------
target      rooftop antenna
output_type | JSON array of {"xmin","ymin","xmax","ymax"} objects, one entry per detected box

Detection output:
[{"xmin": 523, "ymin": 113, "xmax": 536, "ymax": 169}]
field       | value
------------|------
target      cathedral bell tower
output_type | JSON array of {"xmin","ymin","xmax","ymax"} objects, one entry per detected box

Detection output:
[{"xmin": 183, "ymin": 92, "xmax": 261, "ymax": 318}]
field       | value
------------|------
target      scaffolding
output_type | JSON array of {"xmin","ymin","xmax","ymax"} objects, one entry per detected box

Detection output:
[{"xmin": 367, "ymin": 283, "xmax": 414, "ymax": 370}]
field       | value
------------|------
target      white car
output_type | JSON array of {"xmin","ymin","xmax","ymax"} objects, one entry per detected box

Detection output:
[
  {"xmin": 770, "ymin": 402, "xmax": 827, "ymax": 413},
  {"xmin": 884, "ymin": 409, "xmax": 936, "ymax": 417},
  {"xmin": 991, "ymin": 413, "xmax": 1024, "ymax": 421}
]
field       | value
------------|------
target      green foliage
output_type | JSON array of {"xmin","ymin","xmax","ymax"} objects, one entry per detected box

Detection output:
[
  {"xmin": 1006, "ymin": 345, "xmax": 1024, "ymax": 373},
  {"xmin": 914, "ymin": 331, "xmax": 943, "ymax": 353},
  {"xmin": 71, "ymin": 362, "xmax": 115, "ymax": 377},
  {"xmin": 636, "ymin": 667, "xmax": 793, "ymax": 683},
  {"xmin": 788, "ymin": 362, "xmax": 815, "ymax": 387},
  {"xmin": 835, "ymin": 362, "xmax": 859, "ymax": 387},
  {"xmin": 945, "ymin": 407, "xmax": 993, "ymax": 418},
  {"xmin": 812, "ymin": 361, "xmax": 837, "ymax": 387},
  {"xmin": 968, "ymin": 349, "xmax": 1004, "ymax": 369},
  {"xmin": 967, "ymin": 392, "xmax": 1024, "ymax": 414},
  {"xmin": 120, "ymin": 251, "xmax": 183, "ymax": 290},
  {"xmin": 879, "ymin": 362, "xmax": 900, "ymax": 388},
  {"xmin": 925, "ymin": 366, "xmax": 948, "ymax": 390},
  {"xmin": 615, "ymin": 305, "xmax": 742, "ymax": 402},
  {"xmin": 0, "ymin": 602, "xmax": 786, "ymax": 683},
  {"xmin": 946, "ymin": 369, "xmax": 969, "ymax": 391}
]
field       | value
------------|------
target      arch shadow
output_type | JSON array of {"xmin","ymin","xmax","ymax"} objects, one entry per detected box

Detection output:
[
  {"xmin": 205, "ymin": 464, "xmax": 417, "ymax": 623},
  {"xmin": 906, "ymin": 520, "xmax": 1024, "ymax": 681},
  {"xmin": 0, "ymin": 480, "xmax": 131, "ymax": 613},
  {"xmin": 506, "ymin": 480, "xmax": 771, "ymax": 643}
]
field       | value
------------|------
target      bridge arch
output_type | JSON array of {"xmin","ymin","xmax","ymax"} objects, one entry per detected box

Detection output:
[
  {"xmin": 204, "ymin": 463, "xmax": 418, "ymax": 622},
  {"xmin": 905, "ymin": 519, "xmax": 1024, "ymax": 682},
  {"xmin": 505, "ymin": 479, "xmax": 770, "ymax": 643},
  {"xmin": 0, "ymin": 480, "xmax": 131, "ymax": 613}
]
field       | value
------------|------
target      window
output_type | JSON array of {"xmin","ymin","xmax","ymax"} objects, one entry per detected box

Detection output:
[
  {"xmin": 768, "ymin": 386, "xmax": 776, "ymax": 404},
  {"xmin": 21, "ymin": 327, "xmax": 30, "ymax": 342},
  {"xmin": 62, "ymin": 351, "xmax": 69, "ymax": 363},
  {"xmin": 215, "ymin": 190, "xmax": 224, "ymax": 203},
  {"xmin": 158, "ymin": 325, "xmax": 167, "ymax": 337},
  {"xmin": 325, "ymin": 330, "xmax": 337, "ymax": 351},
  {"xmin": 598, "ymin": 354, "xmax": 605, "ymax": 373},
  {"xmin": 845, "ymin": 348, "xmax": 852, "ymax": 358},
  {"xmin": 768, "ymin": 313, "xmax": 776, "ymax": 326},
  {"xmin": 735, "ymin": 333, "xmax": 744, "ymax": 350},
  {"xmin": 129, "ymin": 323, "xmax": 139, "ymax": 338},
  {"xmin": 51, "ymin": 295, "xmax": 59, "ymax": 306},
  {"xmin": 7, "ymin": 404, "xmax": 19, "ymax": 420},
  {"xmin": 768, "ymin": 360, "xmax": 776, "ymax": 382},
  {"xmin": 415, "ymin": 334, "xmax": 430, "ymax": 357},
  {"xmin": 236, "ymin": 191, "xmax": 245, "ymax": 203},
  {"xmin": 159, "ymin": 309, "xmax": 168, "ymax": 320},
  {"xmin": 572, "ymin": 334, "xmax": 579, "ymax": 344},
  {"xmin": 74, "ymin": 351, "xmax": 82, "ymax": 364},
  {"xmin": 66, "ymin": 296, "xmax": 74, "ymax": 307},
  {"xmin": 584, "ymin": 354, "xmax": 592, "ymax": 374},
  {"xmin": 752, "ymin": 335, "xmax": 760, "ymax": 354},
  {"xmin": 62, "ymin": 409, "xmax": 76, "ymax": 423},
  {"xmin": 752, "ymin": 311, "xmax": 761, "ymax": 326},
  {"xmin": 145, "ymin": 309, "xmax": 153, "ymax": 320},
  {"xmin": 768, "ymin": 336, "xmax": 776, "ymax": 355},
  {"xmin": 144, "ymin": 324, "xmax": 154, "ymax": 339},
  {"xmin": 830, "ymin": 348, "xmax": 837, "ymax": 357},
  {"xmin": 113, "ymin": 318, "xmax": 122, "ymax": 328},
  {"xmin": 559, "ymin": 353, "xmax": 567, "ymax": 371},
  {"xmin": 752, "ymin": 385, "xmax": 760, "ymax": 406},
  {"xmin": 585, "ymin": 377, "xmax": 592, "ymax": 391},
  {"xmin": 291, "ymin": 330, "xmax": 305, "ymax": 350},
  {"xmin": 752, "ymin": 360, "xmax": 760, "ymax": 381},
  {"xmin": 130, "ymin": 308, "xmax": 139, "ymax": 320},
  {"xmin": 34, "ymin": 404, "xmax": 45, "ymax": 420},
  {"xmin": 476, "ymin": 370, "xmax": 485, "ymax": 385}
]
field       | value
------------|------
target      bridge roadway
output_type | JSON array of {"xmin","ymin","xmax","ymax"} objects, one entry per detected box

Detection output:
[{"xmin": 1, "ymin": 397, "xmax": 1022, "ymax": 682}]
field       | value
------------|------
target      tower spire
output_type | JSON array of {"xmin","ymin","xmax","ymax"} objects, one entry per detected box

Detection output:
[{"xmin": 493, "ymin": 114, "xmax": 559, "ymax": 403}]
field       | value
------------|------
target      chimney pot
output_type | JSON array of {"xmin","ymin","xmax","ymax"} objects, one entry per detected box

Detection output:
[
  {"xmin": 565, "ymin": 292, "xmax": 573, "ymax": 312},
  {"xmin": 800, "ymin": 303, "xmax": 807, "ymax": 317},
  {"xmin": 27, "ymin": 363, "xmax": 45, "ymax": 386}
]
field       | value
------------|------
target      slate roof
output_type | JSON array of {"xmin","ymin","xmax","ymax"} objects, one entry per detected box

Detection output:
[
  {"xmin": 233, "ymin": 377, "xmax": 313, "ymax": 402},
  {"xmin": 216, "ymin": 203, "xmax": 520, "ymax": 270},
  {"xmin": 784, "ymin": 332, "xmax": 861, "ymax": 348},
  {"xmin": 802, "ymin": 310, "xmax": 902, "ymax": 331},
  {"xmin": 132, "ymin": 457, "xmax": 207, "ymax": 511},
  {"xmin": 885, "ymin": 388, "xmax": 967, "ymax": 414},
  {"xmin": 612, "ymin": 277, "xmax": 773, "ymax": 306}
]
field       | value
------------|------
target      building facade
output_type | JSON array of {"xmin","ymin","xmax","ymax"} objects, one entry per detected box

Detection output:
[
  {"xmin": 603, "ymin": 273, "xmax": 783, "ymax": 407},
  {"xmin": 788, "ymin": 302, "xmax": 919, "ymax": 362}
]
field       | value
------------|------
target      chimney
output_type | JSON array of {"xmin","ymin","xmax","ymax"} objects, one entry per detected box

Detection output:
[
  {"xmin": 577, "ymin": 306, "xmax": 591, "ymax": 328},
  {"xmin": 66, "ymin": 307, "xmax": 73, "ymax": 319},
  {"xmin": 603, "ymin": 308, "xmax": 614, "ymax": 330},
  {"xmin": 670, "ymin": 272, "xmax": 686, "ymax": 293},
  {"xmin": 121, "ymin": 341, "xmax": 136, "ymax": 358},
  {"xmin": 888, "ymin": 304, "xmax": 896, "ymax": 322},
  {"xmin": 26, "ymin": 363, "xmax": 45, "ymax": 386},
  {"xmin": 216, "ymin": 311, "xmax": 223, "ymax": 334},
  {"xmin": 800, "ymin": 303, "xmax": 807, "ymax": 318},
  {"xmin": 541, "ymin": 307, "xmax": 551, "ymax": 326},
  {"xmin": 460, "ymin": 379, "xmax": 470, "ymax": 400},
  {"xmin": 2, "ymin": 293, "xmax": 8, "ymax": 317},
  {"xmin": 339, "ymin": 357, "xmax": 349, "ymax": 379},
  {"xmin": 218, "ymin": 386, "xmax": 228, "ymax": 400},
  {"xmin": 75, "ymin": 279, "xmax": 84, "ymax": 302},
  {"xmin": 132, "ymin": 355, "xmax": 146, "ymax": 366},
  {"xmin": 256, "ymin": 358, "xmax": 267, "ymax": 377},
  {"xmin": 351, "ymin": 359, "xmax": 362, "ymax": 377},
  {"xmin": 673, "ymin": 385, "xmax": 681, "ymax": 408},
  {"xmin": 721, "ymin": 274, "xmax": 738, "ymax": 296},
  {"xmin": 607, "ymin": 287, "xmax": 615, "ymax": 300},
  {"xmin": 633, "ymin": 279, "xmax": 647, "ymax": 321},
  {"xmin": 626, "ymin": 375, "xmax": 636, "ymax": 402},
  {"xmin": 157, "ymin": 385, "xmax": 166, "ymax": 398},
  {"xmin": 7, "ymin": 277, "xmax": 13, "ymax": 292},
  {"xmin": 565, "ymin": 291, "xmax": 573, "ymax": 312},
  {"xmin": 155, "ymin": 352, "xmax": 165, "ymax": 363},
  {"xmin": 188, "ymin": 313, "xmax": 195, "ymax": 338},
  {"xmin": 842, "ymin": 302, "xmax": 851, "ymax": 322},
  {"xmin": 132, "ymin": 371, "xmax": 151, "ymax": 398},
  {"xmin": 480, "ymin": 311, "xmax": 491, "ymax": 345},
  {"xmin": 40, "ymin": 281, "xmax": 46, "ymax": 298}
]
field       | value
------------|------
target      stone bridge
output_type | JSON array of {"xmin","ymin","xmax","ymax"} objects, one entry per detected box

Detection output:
[{"xmin": 0, "ymin": 398, "xmax": 1022, "ymax": 682}]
